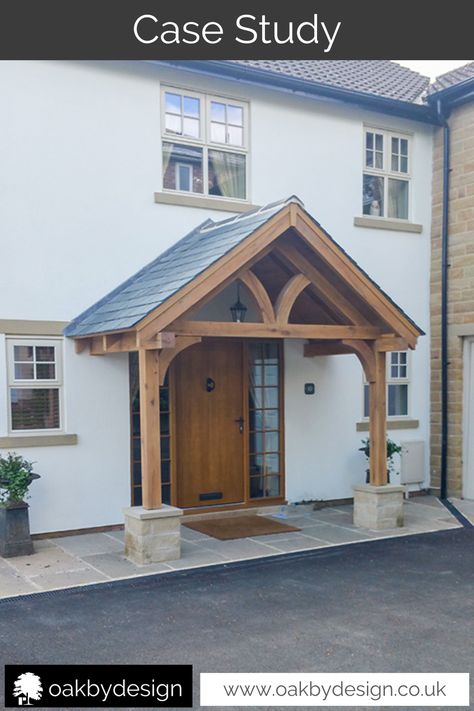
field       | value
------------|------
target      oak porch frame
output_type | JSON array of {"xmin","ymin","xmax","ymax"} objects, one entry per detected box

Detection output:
[{"xmin": 71, "ymin": 202, "xmax": 422, "ymax": 509}]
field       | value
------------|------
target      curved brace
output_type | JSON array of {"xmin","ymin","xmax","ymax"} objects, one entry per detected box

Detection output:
[
  {"xmin": 275, "ymin": 274, "xmax": 311, "ymax": 324},
  {"xmin": 342, "ymin": 339, "xmax": 376, "ymax": 382},
  {"xmin": 159, "ymin": 336, "xmax": 201, "ymax": 385},
  {"xmin": 238, "ymin": 270, "xmax": 275, "ymax": 324}
]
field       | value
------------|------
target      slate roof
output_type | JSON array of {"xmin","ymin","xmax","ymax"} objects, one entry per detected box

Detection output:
[
  {"xmin": 430, "ymin": 61, "xmax": 474, "ymax": 94},
  {"xmin": 64, "ymin": 198, "xmax": 296, "ymax": 337},
  {"xmin": 231, "ymin": 60, "xmax": 430, "ymax": 103},
  {"xmin": 65, "ymin": 197, "xmax": 423, "ymax": 338}
]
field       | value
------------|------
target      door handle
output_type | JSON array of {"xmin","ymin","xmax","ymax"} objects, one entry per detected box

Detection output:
[{"xmin": 235, "ymin": 416, "xmax": 244, "ymax": 434}]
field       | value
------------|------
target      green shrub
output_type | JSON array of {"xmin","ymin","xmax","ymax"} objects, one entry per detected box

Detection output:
[{"xmin": 0, "ymin": 453, "xmax": 35, "ymax": 505}]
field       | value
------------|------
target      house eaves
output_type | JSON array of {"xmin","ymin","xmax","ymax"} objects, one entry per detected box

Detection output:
[{"xmin": 148, "ymin": 60, "xmax": 439, "ymax": 125}]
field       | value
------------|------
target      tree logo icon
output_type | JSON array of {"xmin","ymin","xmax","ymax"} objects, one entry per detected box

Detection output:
[{"xmin": 12, "ymin": 672, "xmax": 43, "ymax": 706}]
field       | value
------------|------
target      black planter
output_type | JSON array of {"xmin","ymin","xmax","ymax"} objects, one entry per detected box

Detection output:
[{"xmin": 0, "ymin": 503, "xmax": 34, "ymax": 557}]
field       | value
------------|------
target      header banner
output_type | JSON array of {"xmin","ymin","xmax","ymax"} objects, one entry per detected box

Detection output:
[{"xmin": 0, "ymin": 0, "xmax": 471, "ymax": 60}]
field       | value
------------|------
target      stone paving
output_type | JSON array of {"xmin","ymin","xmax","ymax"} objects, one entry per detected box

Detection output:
[
  {"xmin": 0, "ymin": 497, "xmax": 460, "ymax": 599},
  {"xmin": 451, "ymin": 497, "xmax": 474, "ymax": 525}
]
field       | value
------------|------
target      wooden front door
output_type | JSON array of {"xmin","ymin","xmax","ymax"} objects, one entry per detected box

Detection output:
[{"xmin": 174, "ymin": 340, "xmax": 245, "ymax": 508}]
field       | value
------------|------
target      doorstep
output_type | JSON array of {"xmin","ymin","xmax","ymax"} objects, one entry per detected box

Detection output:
[{"xmin": 0, "ymin": 497, "xmax": 461, "ymax": 600}]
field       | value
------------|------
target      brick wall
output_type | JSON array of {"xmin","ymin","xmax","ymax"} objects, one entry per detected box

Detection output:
[{"xmin": 431, "ymin": 101, "xmax": 474, "ymax": 496}]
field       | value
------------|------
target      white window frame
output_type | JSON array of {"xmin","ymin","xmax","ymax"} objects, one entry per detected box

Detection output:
[
  {"xmin": 161, "ymin": 85, "xmax": 249, "ymax": 202},
  {"xmin": 6, "ymin": 337, "xmax": 64, "ymax": 434},
  {"xmin": 363, "ymin": 350, "xmax": 411, "ymax": 420},
  {"xmin": 362, "ymin": 126, "xmax": 411, "ymax": 222}
]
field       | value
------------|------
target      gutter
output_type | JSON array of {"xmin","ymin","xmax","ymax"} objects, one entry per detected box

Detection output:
[
  {"xmin": 149, "ymin": 60, "xmax": 438, "ymax": 125},
  {"xmin": 437, "ymin": 98, "xmax": 450, "ymax": 501}
]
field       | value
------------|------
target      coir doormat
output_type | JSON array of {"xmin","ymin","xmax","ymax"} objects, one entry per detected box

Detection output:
[{"xmin": 183, "ymin": 514, "xmax": 301, "ymax": 540}]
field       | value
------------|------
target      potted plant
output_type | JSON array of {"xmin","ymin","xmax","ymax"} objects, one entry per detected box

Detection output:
[
  {"xmin": 359, "ymin": 437, "xmax": 403, "ymax": 484},
  {"xmin": 0, "ymin": 453, "xmax": 40, "ymax": 557}
]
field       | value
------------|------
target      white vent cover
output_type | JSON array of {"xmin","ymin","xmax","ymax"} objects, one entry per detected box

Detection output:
[{"xmin": 400, "ymin": 441, "xmax": 425, "ymax": 484}]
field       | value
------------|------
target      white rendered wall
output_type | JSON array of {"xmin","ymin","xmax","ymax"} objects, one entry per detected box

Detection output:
[{"xmin": 0, "ymin": 61, "xmax": 433, "ymax": 530}]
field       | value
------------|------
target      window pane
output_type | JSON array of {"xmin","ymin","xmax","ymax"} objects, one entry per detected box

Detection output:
[
  {"xmin": 265, "ymin": 431, "xmax": 279, "ymax": 452},
  {"xmin": 366, "ymin": 150, "xmax": 374, "ymax": 168},
  {"xmin": 250, "ymin": 476, "xmax": 264, "ymax": 498},
  {"xmin": 210, "ymin": 101, "xmax": 226, "ymax": 122},
  {"xmin": 227, "ymin": 125, "xmax": 243, "ymax": 147},
  {"xmin": 228, "ymin": 105, "xmax": 243, "ymax": 126},
  {"xmin": 400, "ymin": 156, "xmax": 408, "ymax": 173},
  {"xmin": 162, "ymin": 142, "xmax": 203, "ymax": 194},
  {"xmin": 11, "ymin": 388, "xmax": 60, "ymax": 430},
  {"xmin": 264, "ymin": 365, "xmax": 278, "ymax": 386},
  {"xmin": 250, "ymin": 431, "xmax": 264, "ymax": 453},
  {"xmin": 208, "ymin": 150, "xmax": 246, "ymax": 199},
  {"xmin": 14, "ymin": 345, "xmax": 33, "ymax": 362},
  {"xmin": 391, "ymin": 154, "xmax": 399, "ymax": 172},
  {"xmin": 392, "ymin": 137, "xmax": 399, "ymax": 154},
  {"xmin": 400, "ymin": 139, "xmax": 408, "ymax": 156},
  {"xmin": 264, "ymin": 388, "xmax": 278, "ymax": 409},
  {"xmin": 366, "ymin": 132, "xmax": 374, "ymax": 149},
  {"xmin": 388, "ymin": 179, "xmax": 408, "ymax": 219},
  {"xmin": 363, "ymin": 174, "xmax": 384, "ymax": 216},
  {"xmin": 250, "ymin": 388, "xmax": 263, "ymax": 409},
  {"xmin": 400, "ymin": 352, "xmax": 407, "ymax": 365},
  {"xmin": 363, "ymin": 383, "xmax": 370, "ymax": 418},
  {"xmin": 265, "ymin": 454, "xmax": 280, "ymax": 475},
  {"xmin": 249, "ymin": 364, "xmax": 263, "ymax": 387},
  {"xmin": 36, "ymin": 363, "xmax": 56, "ymax": 379},
  {"xmin": 263, "ymin": 409, "xmax": 279, "ymax": 430},
  {"xmin": 388, "ymin": 384, "xmax": 408, "ymax": 416},
  {"xmin": 183, "ymin": 96, "xmax": 199, "ymax": 118},
  {"xmin": 165, "ymin": 113, "xmax": 181, "ymax": 135},
  {"xmin": 375, "ymin": 150, "xmax": 383, "ymax": 169},
  {"xmin": 250, "ymin": 455, "xmax": 264, "ymax": 476},
  {"xmin": 36, "ymin": 346, "xmax": 55, "ymax": 362},
  {"xmin": 182, "ymin": 117, "xmax": 199, "ymax": 138},
  {"xmin": 210, "ymin": 122, "xmax": 226, "ymax": 144},
  {"xmin": 165, "ymin": 92, "xmax": 181, "ymax": 114},
  {"xmin": 265, "ymin": 474, "xmax": 280, "ymax": 496},
  {"xmin": 375, "ymin": 133, "xmax": 383, "ymax": 151},
  {"xmin": 14, "ymin": 363, "xmax": 34, "ymax": 379}
]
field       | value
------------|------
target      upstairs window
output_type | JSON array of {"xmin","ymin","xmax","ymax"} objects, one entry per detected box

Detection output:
[
  {"xmin": 162, "ymin": 88, "xmax": 248, "ymax": 201},
  {"xmin": 362, "ymin": 128, "xmax": 410, "ymax": 220},
  {"xmin": 7, "ymin": 338, "xmax": 63, "ymax": 432},
  {"xmin": 363, "ymin": 351, "xmax": 410, "ymax": 419}
]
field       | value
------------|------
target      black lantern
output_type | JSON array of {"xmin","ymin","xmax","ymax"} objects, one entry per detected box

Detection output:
[{"xmin": 230, "ymin": 284, "xmax": 247, "ymax": 323}]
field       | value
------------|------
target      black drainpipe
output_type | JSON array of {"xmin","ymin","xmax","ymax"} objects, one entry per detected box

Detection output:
[{"xmin": 436, "ymin": 98, "xmax": 450, "ymax": 501}]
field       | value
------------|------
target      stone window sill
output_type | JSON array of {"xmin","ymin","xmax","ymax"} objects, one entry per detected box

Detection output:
[
  {"xmin": 0, "ymin": 434, "xmax": 78, "ymax": 448},
  {"xmin": 356, "ymin": 418, "xmax": 419, "ymax": 432},
  {"xmin": 154, "ymin": 192, "xmax": 259, "ymax": 213},
  {"xmin": 354, "ymin": 216, "xmax": 423, "ymax": 233}
]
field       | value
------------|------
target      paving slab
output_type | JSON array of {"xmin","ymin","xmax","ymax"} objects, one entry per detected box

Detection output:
[
  {"xmin": 54, "ymin": 533, "xmax": 124, "ymax": 557},
  {"xmin": 6, "ymin": 546, "xmax": 88, "ymax": 577},
  {"xmin": 0, "ymin": 567, "xmax": 37, "ymax": 596},
  {"xmin": 28, "ymin": 567, "xmax": 108, "ymax": 590},
  {"xmin": 82, "ymin": 553, "xmax": 171, "ymax": 579}
]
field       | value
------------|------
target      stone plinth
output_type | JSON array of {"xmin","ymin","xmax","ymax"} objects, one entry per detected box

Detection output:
[
  {"xmin": 353, "ymin": 484, "xmax": 404, "ymax": 530},
  {"xmin": 123, "ymin": 505, "xmax": 183, "ymax": 565}
]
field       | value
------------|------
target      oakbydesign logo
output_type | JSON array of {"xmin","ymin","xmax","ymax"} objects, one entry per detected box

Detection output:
[{"xmin": 12, "ymin": 673, "xmax": 43, "ymax": 706}]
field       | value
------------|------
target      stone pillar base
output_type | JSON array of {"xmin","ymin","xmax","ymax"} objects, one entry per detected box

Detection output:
[
  {"xmin": 353, "ymin": 484, "xmax": 404, "ymax": 530},
  {"xmin": 123, "ymin": 504, "xmax": 183, "ymax": 565}
]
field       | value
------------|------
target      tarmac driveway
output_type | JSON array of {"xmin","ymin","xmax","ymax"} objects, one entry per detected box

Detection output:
[{"xmin": 1, "ymin": 528, "xmax": 473, "ymax": 710}]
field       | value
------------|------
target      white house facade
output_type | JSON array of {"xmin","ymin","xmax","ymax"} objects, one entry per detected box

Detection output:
[{"xmin": 0, "ymin": 60, "xmax": 434, "ymax": 535}]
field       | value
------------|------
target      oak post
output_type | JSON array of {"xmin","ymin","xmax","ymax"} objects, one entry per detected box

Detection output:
[
  {"xmin": 138, "ymin": 349, "xmax": 162, "ymax": 509},
  {"xmin": 369, "ymin": 349, "xmax": 387, "ymax": 486}
]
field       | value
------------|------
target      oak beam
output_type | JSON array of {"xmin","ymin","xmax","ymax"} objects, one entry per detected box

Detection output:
[
  {"xmin": 170, "ymin": 320, "xmax": 385, "ymax": 340},
  {"xmin": 375, "ymin": 336, "xmax": 410, "ymax": 352},
  {"xmin": 158, "ymin": 336, "xmax": 202, "ymax": 386},
  {"xmin": 90, "ymin": 336, "xmax": 106, "ymax": 356},
  {"xmin": 275, "ymin": 274, "xmax": 311, "ymax": 324},
  {"xmin": 342, "ymin": 339, "xmax": 376, "ymax": 383},
  {"xmin": 275, "ymin": 242, "xmax": 367, "ymax": 325},
  {"xmin": 138, "ymin": 331, "xmax": 176, "ymax": 350},
  {"xmin": 238, "ymin": 270, "xmax": 275, "ymax": 324},
  {"xmin": 304, "ymin": 341, "xmax": 353, "ymax": 357},
  {"xmin": 291, "ymin": 206, "xmax": 419, "ymax": 346},
  {"xmin": 369, "ymin": 349, "xmax": 387, "ymax": 486},
  {"xmin": 139, "ymin": 349, "xmax": 162, "ymax": 509}
]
